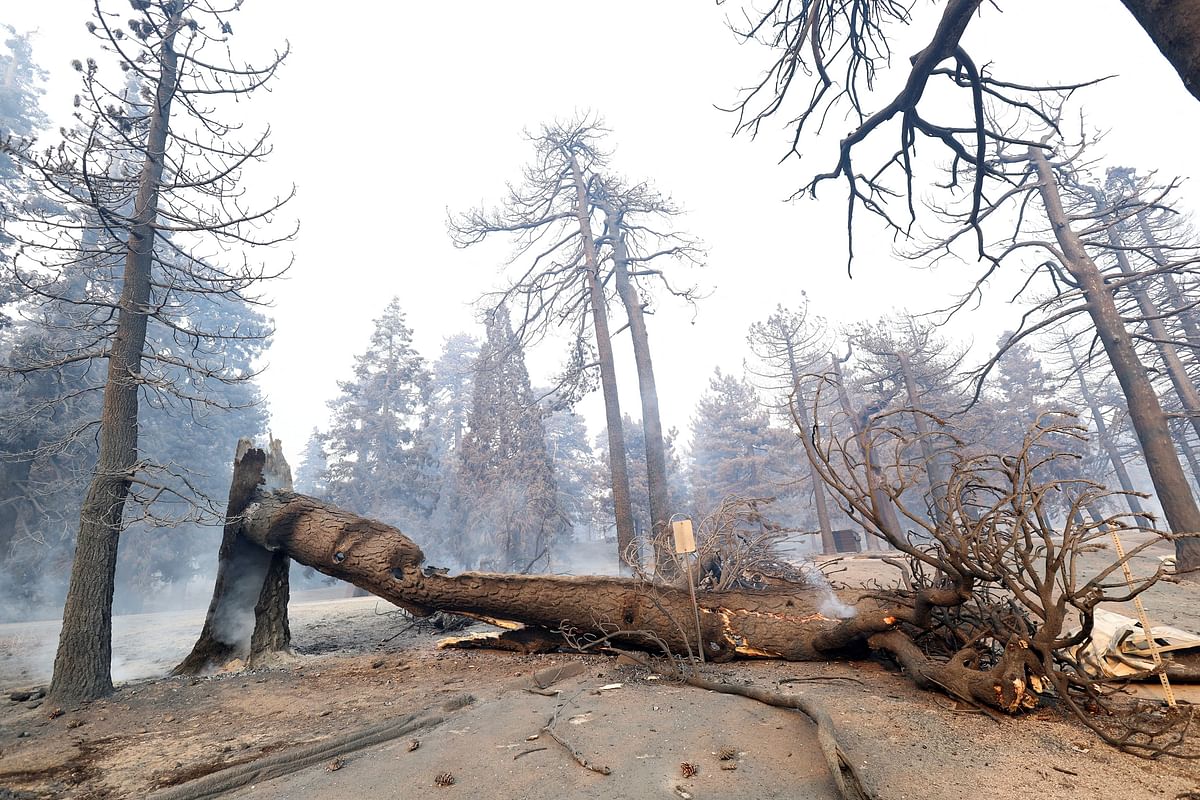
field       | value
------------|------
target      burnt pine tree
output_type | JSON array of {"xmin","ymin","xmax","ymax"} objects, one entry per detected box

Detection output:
[
  {"xmin": 449, "ymin": 118, "xmax": 638, "ymax": 572},
  {"xmin": 1, "ymin": 1, "xmax": 291, "ymax": 702},
  {"xmin": 746, "ymin": 301, "xmax": 837, "ymax": 553},
  {"xmin": 593, "ymin": 178, "xmax": 702, "ymax": 575},
  {"xmin": 457, "ymin": 306, "xmax": 567, "ymax": 571},
  {"xmin": 323, "ymin": 297, "xmax": 434, "ymax": 529}
]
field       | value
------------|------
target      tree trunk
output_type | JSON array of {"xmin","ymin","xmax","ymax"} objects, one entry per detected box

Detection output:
[
  {"xmin": 897, "ymin": 352, "xmax": 949, "ymax": 526},
  {"xmin": 1098, "ymin": 199, "xmax": 1200, "ymax": 445},
  {"xmin": 248, "ymin": 440, "xmax": 294, "ymax": 665},
  {"xmin": 1119, "ymin": 0, "xmax": 1200, "ymax": 103},
  {"xmin": 565, "ymin": 153, "xmax": 637, "ymax": 573},
  {"xmin": 1136, "ymin": 209, "xmax": 1200, "ymax": 354},
  {"xmin": 785, "ymin": 344, "xmax": 836, "ymax": 554},
  {"xmin": 173, "ymin": 440, "xmax": 276, "ymax": 675},
  {"xmin": 603, "ymin": 201, "xmax": 674, "ymax": 576},
  {"xmin": 1031, "ymin": 146, "xmax": 1200, "ymax": 574},
  {"xmin": 1065, "ymin": 340, "xmax": 1145, "ymax": 516},
  {"xmin": 831, "ymin": 355, "xmax": 897, "ymax": 550},
  {"xmin": 199, "ymin": 486, "xmax": 1042, "ymax": 715},
  {"xmin": 49, "ymin": 11, "xmax": 183, "ymax": 704}
]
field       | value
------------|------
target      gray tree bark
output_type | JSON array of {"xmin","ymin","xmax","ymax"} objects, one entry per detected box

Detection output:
[
  {"xmin": 49, "ymin": 9, "xmax": 183, "ymax": 704},
  {"xmin": 565, "ymin": 152, "xmax": 637, "ymax": 573},
  {"xmin": 1032, "ymin": 146, "xmax": 1200, "ymax": 574},
  {"xmin": 603, "ymin": 201, "xmax": 674, "ymax": 575}
]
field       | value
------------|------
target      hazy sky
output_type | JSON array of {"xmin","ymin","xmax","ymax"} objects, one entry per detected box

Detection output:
[{"xmin": 6, "ymin": 1, "xmax": 1200, "ymax": 466}]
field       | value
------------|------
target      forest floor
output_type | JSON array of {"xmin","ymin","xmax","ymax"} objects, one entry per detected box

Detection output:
[{"xmin": 1, "ymin": 542, "xmax": 1199, "ymax": 799}]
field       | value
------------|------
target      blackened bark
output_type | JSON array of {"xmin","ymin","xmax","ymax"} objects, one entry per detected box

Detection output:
[
  {"xmin": 249, "ymin": 439, "xmax": 294, "ymax": 663},
  {"xmin": 1119, "ymin": 0, "xmax": 1200, "ymax": 103},
  {"xmin": 173, "ymin": 440, "xmax": 273, "ymax": 675},
  {"xmin": 1032, "ymin": 147, "xmax": 1200, "ymax": 574},
  {"xmin": 49, "ymin": 10, "xmax": 183, "ymax": 704}
]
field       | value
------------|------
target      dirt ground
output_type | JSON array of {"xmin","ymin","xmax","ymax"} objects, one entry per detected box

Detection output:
[{"xmin": 2, "ymin": 547, "xmax": 1199, "ymax": 799}]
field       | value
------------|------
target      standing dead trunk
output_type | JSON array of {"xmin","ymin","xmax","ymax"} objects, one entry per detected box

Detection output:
[
  {"xmin": 48, "ymin": 10, "xmax": 183, "ymax": 704},
  {"xmin": 784, "ymin": 343, "xmax": 835, "ymax": 554},
  {"xmin": 173, "ymin": 440, "xmax": 276, "ymax": 675},
  {"xmin": 1094, "ymin": 194, "xmax": 1200, "ymax": 447},
  {"xmin": 1065, "ymin": 340, "xmax": 1146, "ymax": 516},
  {"xmin": 831, "ymin": 354, "xmax": 898, "ymax": 550},
  {"xmin": 896, "ymin": 352, "xmax": 949, "ymax": 526},
  {"xmin": 601, "ymin": 199, "xmax": 674, "ymax": 576},
  {"xmin": 1137, "ymin": 210, "xmax": 1200, "ymax": 354},
  {"xmin": 248, "ymin": 440, "xmax": 295, "ymax": 665},
  {"xmin": 565, "ymin": 153, "xmax": 637, "ymax": 573},
  {"xmin": 1032, "ymin": 146, "xmax": 1200, "ymax": 574}
]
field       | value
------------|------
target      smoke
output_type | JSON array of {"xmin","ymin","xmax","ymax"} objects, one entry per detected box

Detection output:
[{"xmin": 796, "ymin": 558, "xmax": 857, "ymax": 619}]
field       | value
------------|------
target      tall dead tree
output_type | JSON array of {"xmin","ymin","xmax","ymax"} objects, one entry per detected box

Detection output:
[
  {"xmin": 449, "ymin": 119, "xmax": 637, "ymax": 572},
  {"xmin": 746, "ymin": 302, "xmax": 837, "ymax": 553},
  {"xmin": 594, "ymin": 179, "xmax": 703, "ymax": 574},
  {"xmin": 829, "ymin": 350, "xmax": 896, "ymax": 550},
  {"xmin": 3, "ymin": 1, "xmax": 291, "ymax": 703},
  {"xmin": 971, "ymin": 139, "xmax": 1200, "ymax": 573},
  {"xmin": 849, "ymin": 316, "xmax": 964, "ymax": 528}
]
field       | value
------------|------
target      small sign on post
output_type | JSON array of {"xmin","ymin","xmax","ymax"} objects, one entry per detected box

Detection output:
[
  {"xmin": 671, "ymin": 519, "xmax": 696, "ymax": 554},
  {"xmin": 670, "ymin": 517, "xmax": 704, "ymax": 663}
]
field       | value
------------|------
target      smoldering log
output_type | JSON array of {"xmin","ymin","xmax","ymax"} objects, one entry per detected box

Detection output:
[
  {"xmin": 180, "ymin": 443, "xmax": 1055, "ymax": 715},
  {"xmin": 239, "ymin": 488, "xmax": 839, "ymax": 662},
  {"xmin": 229, "ymin": 484, "xmax": 1044, "ymax": 712}
]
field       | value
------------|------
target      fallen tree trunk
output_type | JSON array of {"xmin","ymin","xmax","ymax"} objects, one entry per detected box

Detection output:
[
  {"xmin": 239, "ymin": 488, "xmax": 837, "ymax": 663},
  {"xmin": 231, "ymin": 478, "xmax": 1044, "ymax": 713}
]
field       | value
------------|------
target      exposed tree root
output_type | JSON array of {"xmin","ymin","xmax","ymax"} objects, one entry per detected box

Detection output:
[
  {"xmin": 612, "ymin": 650, "xmax": 872, "ymax": 800},
  {"xmin": 147, "ymin": 711, "xmax": 446, "ymax": 800}
]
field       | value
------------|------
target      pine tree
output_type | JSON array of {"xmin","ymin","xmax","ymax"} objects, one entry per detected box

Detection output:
[
  {"xmin": 295, "ymin": 427, "xmax": 329, "ymax": 497},
  {"xmin": 0, "ymin": 25, "xmax": 51, "ymax": 330},
  {"xmin": 324, "ymin": 298, "xmax": 433, "ymax": 528},
  {"xmin": 543, "ymin": 405, "xmax": 598, "ymax": 536},
  {"xmin": 422, "ymin": 333, "xmax": 479, "ymax": 564},
  {"xmin": 458, "ymin": 306, "xmax": 567, "ymax": 571},
  {"xmin": 688, "ymin": 369, "xmax": 789, "ymax": 516}
]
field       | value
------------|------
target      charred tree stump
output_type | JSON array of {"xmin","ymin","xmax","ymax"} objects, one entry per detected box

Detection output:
[
  {"xmin": 173, "ymin": 440, "xmax": 293, "ymax": 675},
  {"xmin": 248, "ymin": 440, "xmax": 294, "ymax": 667}
]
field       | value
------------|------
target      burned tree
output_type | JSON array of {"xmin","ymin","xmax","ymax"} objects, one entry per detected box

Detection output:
[
  {"xmin": 746, "ymin": 301, "xmax": 837, "ymax": 553},
  {"xmin": 2, "ymin": 0, "xmax": 292, "ymax": 702},
  {"xmin": 919, "ymin": 124, "xmax": 1200, "ymax": 574},
  {"xmin": 449, "ymin": 118, "xmax": 638, "ymax": 572},
  {"xmin": 848, "ymin": 315, "xmax": 966, "ymax": 527},
  {"xmin": 593, "ymin": 179, "xmax": 703, "ymax": 574}
]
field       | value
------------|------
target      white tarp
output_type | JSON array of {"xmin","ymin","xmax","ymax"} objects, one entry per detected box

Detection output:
[{"xmin": 1075, "ymin": 608, "xmax": 1200, "ymax": 679}]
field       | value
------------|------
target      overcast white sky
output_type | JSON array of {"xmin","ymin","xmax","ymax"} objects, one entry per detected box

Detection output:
[{"xmin": 6, "ymin": 1, "xmax": 1200, "ymax": 465}]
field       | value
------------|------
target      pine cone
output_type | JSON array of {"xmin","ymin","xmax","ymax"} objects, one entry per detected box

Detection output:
[
  {"xmin": 434, "ymin": 772, "xmax": 455, "ymax": 787},
  {"xmin": 680, "ymin": 762, "xmax": 699, "ymax": 778}
]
